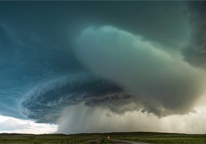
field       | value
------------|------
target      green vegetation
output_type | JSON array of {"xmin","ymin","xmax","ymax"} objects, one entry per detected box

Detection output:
[
  {"xmin": 0, "ymin": 133, "xmax": 103, "ymax": 144},
  {"xmin": 0, "ymin": 132, "xmax": 206, "ymax": 143},
  {"xmin": 100, "ymin": 139, "xmax": 113, "ymax": 144},
  {"xmin": 105, "ymin": 132, "xmax": 206, "ymax": 144}
]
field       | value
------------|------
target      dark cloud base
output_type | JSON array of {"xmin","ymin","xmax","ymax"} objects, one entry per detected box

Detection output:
[
  {"xmin": 19, "ymin": 74, "xmax": 163, "ymax": 123},
  {"xmin": 20, "ymin": 72, "xmax": 202, "ymax": 124},
  {"xmin": 20, "ymin": 74, "xmax": 135, "ymax": 123}
]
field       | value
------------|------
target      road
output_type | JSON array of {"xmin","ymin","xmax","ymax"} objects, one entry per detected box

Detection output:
[{"xmin": 106, "ymin": 139, "xmax": 153, "ymax": 144}]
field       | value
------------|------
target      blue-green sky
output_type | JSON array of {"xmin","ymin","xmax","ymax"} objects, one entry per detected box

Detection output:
[{"xmin": 1, "ymin": 1, "xmax": 206, "ymax": 134}]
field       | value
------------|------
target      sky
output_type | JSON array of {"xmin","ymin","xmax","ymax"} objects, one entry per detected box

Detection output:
[{"xmin": 1, "ymin": 1, "xmax": 206, "ymax": 134}]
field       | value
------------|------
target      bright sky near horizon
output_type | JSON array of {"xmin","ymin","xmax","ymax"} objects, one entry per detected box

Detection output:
[{"xmin": 0, "ymin": 115, "xmax": 57, "ymax": 134}]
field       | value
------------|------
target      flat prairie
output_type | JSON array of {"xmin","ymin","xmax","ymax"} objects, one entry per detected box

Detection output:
[{"xmin": 0, "ymin": 132, "xmax": 206, "ymax": 144}]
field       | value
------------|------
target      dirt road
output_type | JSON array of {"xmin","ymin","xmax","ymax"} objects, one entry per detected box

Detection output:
[{"xmin": 106, "ymin": 139, "xmax": 153, "ymax": 144}]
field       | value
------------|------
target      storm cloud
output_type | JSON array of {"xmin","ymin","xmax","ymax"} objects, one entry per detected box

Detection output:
[
  {"xmin": 20, "ymin": 73, "xmax": 176, "ymax": 123},
  {"xmin": 20, "ymin": 74, "xmax": 138, "ymax": 123},
  {"xmin": 1, "ymin": 1, "xmax": 206, "ymax": 134},
  {"xmin": 22, "ymin": 70, "xmax": 199, "ymax": 124},
  {"xmin": 182, "ymin": 2, "xmax": 206, "ymax": 68},
  {"xmin": 74, "ymin": 26, "xmax": 206, "ymax": 116}
]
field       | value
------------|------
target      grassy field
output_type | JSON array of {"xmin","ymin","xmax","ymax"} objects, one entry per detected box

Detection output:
[
  {"xmin": 0, "ymin": 133, "xmax": 103, "ymax": 144},
  {"xmin": 106, "ymin": 132, "xmax": 206, "ymax": 144},
  {"xmin": 0, "ymin": 132, "xmax": 206, "ymax": 144},
  {"xmin": 100, "ymin": 139, "xmax": 113, "ymax": 144}
]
